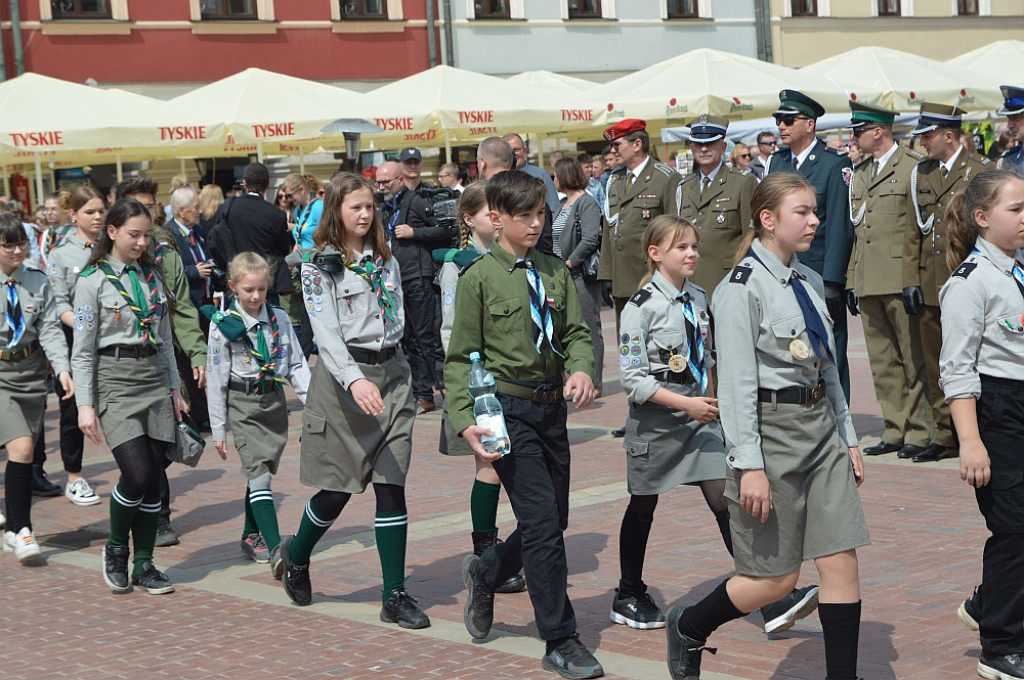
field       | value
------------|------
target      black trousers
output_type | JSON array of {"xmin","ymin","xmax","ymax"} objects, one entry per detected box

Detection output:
[
  {"xmin": 975, "ymin": 375, "xmax": 1024, "ymax": 655},
  {"xmin": 55, "ymin": 325, "xmax": 83, "ymax": 473},
  {"xmin": 400, "ymin": 275, "xmax": 444, "ymax": 401},
  {"xmin": 477, "ymin": 393, "xmax": 576, "ymax": 641}
]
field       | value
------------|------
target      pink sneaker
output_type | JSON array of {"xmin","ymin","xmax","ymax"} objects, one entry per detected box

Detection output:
[{"xmin": 240, "ymin": 533, "xmax": 270, "ymax": 563}]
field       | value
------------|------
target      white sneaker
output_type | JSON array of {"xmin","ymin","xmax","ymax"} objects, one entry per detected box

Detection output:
[
  {"xmin": 0, "ymin": 510, "xmax": 5, "ymax": 529},
  {"xmin": 4, "ymin": 527, "xmax": 43, "ymax": 562},
  {"xmin": 65, "ymin": 477, "xmax": 102, "ymax": 506}
]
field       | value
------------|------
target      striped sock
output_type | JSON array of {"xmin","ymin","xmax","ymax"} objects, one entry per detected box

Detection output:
[
  {"xmin": 131, "ymin": 499, "xmax": 162, "ymax": 576},
  {"xmin": 109, "ymin": 485, "xmax": 142, "ymax": 547},
  {"xmin": 375, "ymin": 510, "xmax": 408, "ymax": 601},
  {"xmin": 248, "ymin": 486, "xmax": 281, "ymax": 552},
  {"xmin": 288, "ymin": 500, "xmax": 336, "ymax": 566}
]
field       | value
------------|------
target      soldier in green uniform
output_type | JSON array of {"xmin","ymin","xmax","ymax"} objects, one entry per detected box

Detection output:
[
  {"xmin": 598, "ymin": 118, "xmax": 683, "ymax": 326},
  {"xmin": 766, "ymin": 90, "xmax": 855, "ymax": 403},
  {"xmin": 843, "ymin": 101, "xmax": 930, "ymax": 459},
  {"xmin": 678, "ymin": 114, "xmax": 757, "ymax": 297},
  {"xmin": 903, "ymin": 102, "xmax": 991, "ymax": 463}
]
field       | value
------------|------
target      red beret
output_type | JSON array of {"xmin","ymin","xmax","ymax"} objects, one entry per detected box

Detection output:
[{"xmin": 603, "ymin": 118, "xmax": 646, "ymax": 142}]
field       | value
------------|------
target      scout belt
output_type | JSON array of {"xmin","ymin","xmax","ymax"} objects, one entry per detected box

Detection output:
[
  {"xmin": 494, "ymin": 377, "xmax": 563, "ymax": 405},
  {"xmin": 347, "ymin": 346, "xmax": 396, "ymax": 365},
  {"xmin": 651, "ymin": 369, "xmax": 695, "ymax": 386},
  {"xmin": 757, "ymin": 380, "xmax": 825, "ymax": 406},
  {"xmin": 97, "ymin": 344, "xmax": 158, "ymax": 360},
  {"xmin": 0, "ymin": 339, "xmax": 40, "ymax": 362},
  {"xmin": 229, "ymin": 376, "xmax": 281, "ymax": 395}
]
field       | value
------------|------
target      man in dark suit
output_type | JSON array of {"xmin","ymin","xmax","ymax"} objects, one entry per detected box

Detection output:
[
  {"xmin": 168, "ymin": 186, "xmax": 214, "ymax": 311},
  {"xmin": 766, "ymin": 90, "xmax": 855, "ymax": 402}
]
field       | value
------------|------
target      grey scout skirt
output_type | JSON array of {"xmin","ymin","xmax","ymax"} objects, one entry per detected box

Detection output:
[
  {"xmin": 227, "ymin": 388, "xmax": 289, "ymax": 480},
  {"xmin": 0, "ymin": 351, "xmax": 48, "ymax": 445},
  {"xmin": 299, "ymin": 350, "xmax": 414, "ymax": 493},
  {"xmin": 724, "ymin": 395, "xmax": 871, "ymax": 578},
  {"xmin": 95, "ymin": 353, "xmax": 175, "ymax": 450}
]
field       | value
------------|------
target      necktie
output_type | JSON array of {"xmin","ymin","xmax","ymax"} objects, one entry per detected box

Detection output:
[
  {"xmin": 188, "ymin": 231, "xmax": 210, "ymax": 297},
  {"xmin": 700, "ymin": 176, "xmax": 710, "ymax": 195},
  {"xmin": 5, "ymin": 277, "xmax": 25, "ymax": 350},
  {"xmin": 1012, "ymin": 264, "xmax": 1024, "ymax": 301},
  {"xmin": 625, "ymin": 172, "xmax": 635, "ymax": 192},
  {"xmin": 517, "ymin": 260, "xmax": 562, "ymax": 356},
  {"xmin": 940, "ymin": 165, "xmax": 949, "ymax": 181},
  {"xmin": 790, "ymin": 272, "xmax": 835, "ymax": 363},
  {"xmin": 870, "ymin": 161, "xmax": 879, "ymax": 180},
  {"xmin": 678, "ymin": 291, "xmax": 707, "ymax": 394}
]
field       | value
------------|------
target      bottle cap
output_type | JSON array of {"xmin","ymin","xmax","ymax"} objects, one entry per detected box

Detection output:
[{"xmin": 469, "ymin": 351, "xmax": 481, "ymax": 361}]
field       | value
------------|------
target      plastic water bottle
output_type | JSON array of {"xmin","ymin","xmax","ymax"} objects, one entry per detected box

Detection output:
[{"xmin": 468, "ymin": 352, "xmax": 511, "ymax": 456}]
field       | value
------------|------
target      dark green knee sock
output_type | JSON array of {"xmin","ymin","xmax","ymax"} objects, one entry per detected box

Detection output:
[
  {"xmin": 109, "ymin": 484, "xmax": 141, "ymax": 547},
  {"xmin": 288, "ymin": 499, "xmax": 335, "ymax": 566},
  {"xmin": 242, "ymin": 486, "xmax": 258, "ymax": 538},
  {"xmin": 376, "ymin": 510, "xmax": 408, "ymax": 601},
  {"xmin": 249, "ymin": 486, "xmax": 281, "ymax": 551},
  {"xmin": 131, "ymin": 500, "xmax": 162, "ymax": 576},
  {"xmin": 470, "ymin": 479, "xmax": 501, "ymax": 534}
]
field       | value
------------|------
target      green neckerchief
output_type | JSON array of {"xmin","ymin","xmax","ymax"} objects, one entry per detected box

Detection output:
[
  {"xmin": 230, "ymin": 301, "xmax": 284, "ymax": 393},
  {"xmin": 346, "ymin": 254, "xmax": 397, "ymax": 326},
  {"xmin": 98, "ymin": 259, "xmax": 160, "ymax": 347}
]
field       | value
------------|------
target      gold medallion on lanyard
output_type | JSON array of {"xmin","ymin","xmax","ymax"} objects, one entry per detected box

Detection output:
[
  {"xmin": 789, "ymin": 338, "xmax": 811, "ymax": 360},
  {"xmin": 667, "ymin": 350, "xmax": 687, "ymax": 373}
]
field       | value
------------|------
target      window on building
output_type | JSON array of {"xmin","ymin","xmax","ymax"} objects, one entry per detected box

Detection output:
[
  {"xmin": 50, "ymin": 0, "xmax": 112, "ymax": 19},
  {"xmin": 474, "ymin": 0, "xmax": 511, "ymax": 19},
  {"xmin": 568, "ymin": 0, "xmax": 601, "ymax": 18},
  {"xmin": 667, "ymin": 0, "xmax": 698, "ymax": 18},
  {"xmin": 957, "ymin": 0, "xmax": 978, "ymax": 14},
  {"xmin": 877, "ymin": 0, "xmax": 900, "ymax": 15},
  {"xmin": 790, "ymin": 0, "xmax": 817, "ymax": 16},
  {"xmin": 200, "ymin": 0, "xmax": 258, "ymax": 20},
  {"xmin": 339, "ymin": 0, "xmax": 388, "ymax": 19}
]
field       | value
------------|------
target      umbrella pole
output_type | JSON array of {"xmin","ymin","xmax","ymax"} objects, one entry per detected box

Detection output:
[
  {"xmin": 299, "ymin": 147, "xmax": 305, "ymax": 174},
  {"xmin": 258, "ymin": 141, "xmax": 264, "ymax": 163},
  {"xmin": 34, "ymin": 151, "xmax": 43, "ymax": 210},
  {"xmin": 2, "ymin": 172, "xmax": 9, "ymax": 198},
  {"xmin": 444, "ymin": 130, "xmax": 451, "ymax": 164},
  {"xmin": 116, "ymin": 153, "xmax": 123, "ymax": 182},
  {"xmin": 179, "ymin": 158, "xmax": 187, "ymax": 180}
]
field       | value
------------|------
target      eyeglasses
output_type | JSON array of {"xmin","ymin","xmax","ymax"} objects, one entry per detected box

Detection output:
[
  {"xmin": 852, "ymin": 126, "xmax": 880, "ymax": 138},
  {"xmin": 376, "ymin": 178, "xmax": 397, "ymax": 187},
  {"xmin": 759, "ymin": 140, "xmax": 777, "ymax": 147},
  {"xmin": 774, "ymin": 115, "xmax": 811, "ymax": 127},
  {"xmin": 509, "ymin": 146, "xmax": 525, "ymax": 154},
  {"xmin": 611, "ymin": 139, "xmax": 633, "ymax": 150},
  {"xmin": 739, "ymin": 154, "xmax": 751, "ymax": 159},
  {"xmin": 0, "ymin": 241, "xmax": 30, "ymax": 254}
]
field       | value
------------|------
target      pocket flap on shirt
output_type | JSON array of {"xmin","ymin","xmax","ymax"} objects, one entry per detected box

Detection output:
[
  {"xmin": 997, "ymin": 314, "xmax": 1024, "ymax": 334},
  {"xmin": 770, "ymin": 314, "xmax": 805, "ymax": 340},
  {"xmin": 302, "ymin": 411, "xmax": 327, "ymax": 435},
  {"xmin": 488, "ymin": 298, "xmax": 522, "ymax": 317}
]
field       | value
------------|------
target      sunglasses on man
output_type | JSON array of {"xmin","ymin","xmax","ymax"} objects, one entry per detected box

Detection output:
[{"xmin": 774, "ymin": 115, "xmax": 812, "ymax": 127}]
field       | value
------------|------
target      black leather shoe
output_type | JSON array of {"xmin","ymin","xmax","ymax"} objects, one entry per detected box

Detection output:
[
  {"xmin": 462, "ymin": 554, "xmax": 494, "ymax": 639},
  {"xmin": 912, "ymin": 444, "xmax": 959, "ymax": 463},
  {"xmin": 863, "ymin": 441, "xmax": 900, "ymax": 456},
  {"xmin": 280, "ymin": 535, "xmax": 312, "ymax": 606},
  {"xmin": 667, "ymin": 606, "xmax": 717, "ymax": 680},
  {"xmin": 380, "ymin": 588, "xmax": 431, "ymax": 629},
  {"xmin": 897, "ymin": 444, "xmax": 926, "ymax": 459},
  {"xmin": 31, "ymin": 467, "xmax": 62, "ymax": 497},
  {"xmin": 611, "ymin": 428, "xmax": 626, "ymax": 438},
  {"xmin": 978, "ymin": 652, "xmax": 1024, "ymax": 680}
]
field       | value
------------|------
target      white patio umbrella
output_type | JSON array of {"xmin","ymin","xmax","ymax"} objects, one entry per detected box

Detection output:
[{"xmin": 947, "ymin": 40, "xmax": 1024, "ymax": 88}]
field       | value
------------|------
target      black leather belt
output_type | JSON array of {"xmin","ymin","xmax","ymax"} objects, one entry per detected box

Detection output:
[
  {"xmin": 98, "ymin": 344, "xmax": 158, "ymax": 360},
  {"xmin": 652, "ymin": 370, "xmax": 695, "ymax": 386},
  {"xmin": 347, "ymin": 346, "xmax": 396, "ymax": 365},
  {"xmin": 757, "ymin": 381, "xmax": 825, "ymax": 406},
  {"xmin": 228, "ymin": 377, "xmax": 279, "ymax": 395},
  {"xmin": 0, "ymin": 340, "xmax": 40, "ymax": 362},
  {"xmin": 495, "ymin": 378, "xmax": 563, "ymax": 405}
]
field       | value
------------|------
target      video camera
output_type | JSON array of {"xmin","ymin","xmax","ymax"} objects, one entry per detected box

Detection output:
[{"xmin": 416, "ymin": 186, "xmax": 461, "ymax": 247}]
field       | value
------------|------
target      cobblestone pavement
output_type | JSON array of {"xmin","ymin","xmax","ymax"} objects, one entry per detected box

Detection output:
[{"xmin": 1, "ymin": 310, "xmax": 985, "ymax": 679}]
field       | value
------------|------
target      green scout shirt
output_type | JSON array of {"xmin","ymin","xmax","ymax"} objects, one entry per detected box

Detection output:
[{"xmin": 444, "ymin": 239, "xmax": 595, "ymax": 435}]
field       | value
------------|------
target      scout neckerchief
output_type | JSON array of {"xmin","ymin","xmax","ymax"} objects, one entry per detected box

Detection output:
[
  {"xmin": 98, "ymin": 259, "xmax": 160, "ymax": 347},
  {"xmin": 973, "ymin": 245, "xmax": 1024, "ymax": 303},
  {"xmin": 677, "ymin": 290, "xmax": 708, "ymax": 394},
  {"xmin": 514, "ymin": 258, "xmax": 564, "ymax": 357},
  {"xmin": 229, "ymin": 301, "xmax": 283, "ymax": 393},
  {"xmin": 748, "ymin": 248, "xmax": 834, "ymax": 363},
  {"xmin": 4, "ymin": 272, "xmax": 25, "ymax": 349},
  {"xmin": 347, "ymin": 254, "xmax": 397, "ymax": 326}
]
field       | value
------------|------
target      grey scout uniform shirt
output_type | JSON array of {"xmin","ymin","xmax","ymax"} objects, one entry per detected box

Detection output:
[
  {"xmin": 70, "ymin": 256, "xmax": 179, "ymax": 407},
  {"xmin": 2, "ymin": 265, "xmax": 69, "ymax": 373},
  {"xmin": 711, "ymin": 239, "xmax": 858, "ymax": 471},
  {"xmin": 46, "ymin": 234, "xmax": 94, "ymax": 321},
  {"xmin": 939, "ymin": 237, "xmax": 1024, "ymax": 402},
  {"xmin": 206, "ymin": 303, "xmax": 311, "ymax": 442},
  {"xmin": 301, "ymin": 250, "xmax": 404, "ymax": 391},
  {"xmin": 618, "ymin": 269, "xmax": 713, "ymax": 405}
]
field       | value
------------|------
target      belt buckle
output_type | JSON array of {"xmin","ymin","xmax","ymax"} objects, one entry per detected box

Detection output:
[
  {"xmin": 533, "ymin": 384, "xmax": 557, "ymax": 404},
  {"xmin": 809, "ymin": 383, "xmax": 823, "ymax": 404},
  {"xmin": 376, "ymin": 349, "xmax": 388, "ymax": 363}
]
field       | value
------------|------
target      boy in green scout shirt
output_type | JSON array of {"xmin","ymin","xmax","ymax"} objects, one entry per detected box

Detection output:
[{"xmin": 445, "ymin": 170, "xmax": 603, "ymax": 679}]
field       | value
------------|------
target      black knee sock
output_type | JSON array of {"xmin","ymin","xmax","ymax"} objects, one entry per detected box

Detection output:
[
  {"xmin": 680, "ymin": 579, "xmax": 745, "ymax": 641},
  {"xmin": 713, "ymin": 508, "xmax": 733, "ymax": 556},
  {"xmin": 819, "ymin": 601, "xmax": 861, "ymax": 680},
  {"xmin": 618, "ymin": 495, "xmax": 657, "ymax": 596},
  {"xmin": 5, "ymin": 461, "xmax": 34, "ymax": 532}
]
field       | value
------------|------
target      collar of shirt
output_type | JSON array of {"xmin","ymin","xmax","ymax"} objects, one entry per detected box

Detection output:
[
  {"xmin": 700, "ymin": 162, "xmax": 724, "ymax": 184},
  {"xmin": 630, "ymin": 156, "xmax": 651, "ymax": 183},
  {"xmin": 236, "ymin": 303, "xmax": 271, "ymax": 331},
  {"xmin": 650, "ymin": 269, "xmax": 684, "ymax": 300},
  {"xmin": 941, "ymin": 145, "xmax": 964, "ymax": 175},
  {"xmin": 490, "ymin": 239, "xmax": 533, "ymax": 271},
  {"xmin": 104, "ymin": 254, "xmax": 140, "ymax": 276},
  {"xmin": 875, "ymin": 142, "xmax": 899, "ymax": 173},
  {"xmin": 793, "ymin": 139, "xmax": 818, "ymax": 168},
  {"xmin": 66, "ymin": 233, "xmax": 93, "ymax": 249},
  {"xmin": 4, "ymin": 264, "xmax": 26, "ymax": 284},
  {"xmin": 246, "ymin": 192, "xmax": 261, "ymax": 197},
  {"xmin": 975, "ymin": 236, "xmax": 1023, "ymax": 274},
  {"xmin": 751, "ymin": 238, "xmax": 801, "ymax": 285}
]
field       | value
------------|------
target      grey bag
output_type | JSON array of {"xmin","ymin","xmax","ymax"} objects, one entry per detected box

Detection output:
[{"xmin": 168, "ymin": 412, "xmax": 206, "ymax": 467}]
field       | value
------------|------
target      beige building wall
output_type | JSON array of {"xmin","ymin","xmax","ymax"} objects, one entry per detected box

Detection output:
[{"xmin": 769, "ymin": 0, "xmax": 1024, "ymax": 66}]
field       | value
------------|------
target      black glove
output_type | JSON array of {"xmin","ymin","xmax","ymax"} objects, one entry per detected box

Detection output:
[
  {"xmin": 824, "ymin": 282, "xmax": 845, "ymax": 322},
  {"xmin": 845, "ymin": 289, "xmax": 860, "ymax": 317},
  {"xmin": 902, "ymin": 286, "xmax": 924, "ymax": 316},
  {"xmin": 600, "ymin": 280, "xmax": 614, "ymax": 308}
]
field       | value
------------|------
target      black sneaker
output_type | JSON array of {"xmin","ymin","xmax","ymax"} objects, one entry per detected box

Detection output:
[
  {"xmin": 380, "ymin": 588, "xmax": 431, "ymax": 629},
  {"xmin": 32, "ymin": 467, "xmax": 62, "ymax": 497},
  {"xmin": 978, "ymin": 652, "xmax": 1024, "ymax": 680},
  {"xmin": 131, "ymin": 561, "xmax": 175, "ymax": 594},
  {"xmin": 958, "ymin": 586, "xmax": 982, "ymax": 632},
  {"xmin": 666, "ymin": 606, "xmax": 717, "ymax": 680},
  {"xmin": 280, "ymin": 535, "xmax": 312, "ymax": 606},
  {"xmin": 541, "ymin": 633, "xmax": 604, "ymax": 679},
  {"xmin": 610, "ymin": 589, "xmax": 666, "ymax": 629},
  {"xmin": 760, "ymin": 585, "xmax": 819, "ymax": 634},
  {"xmin": 462, "ymin": 554, "xmax": 494, "ymax": 639},
  {"xmin": 102, "ymin": 544, "xmax": 132, "ymax": 593},
  {"xmin": 494, "ymin": 572, "xmax": 527, "ymax": 594},
  {"xmin": 154, "ymin": 523, "xmax": 180, "ymax": 547}
]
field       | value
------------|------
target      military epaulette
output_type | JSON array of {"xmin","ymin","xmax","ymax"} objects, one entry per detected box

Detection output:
[
  {"xmin": 728, "ymin": 265, "xmax": 753, "ymax": 284},
  {"xmin": 457, "ymin": 254, "xmax": 485, "ymax": 277},
  {"xmin": 78, "ymin": 264, "xmax": 97, "ymax": 277},
  {"xmin": 906, "ymin": 148, "xmax": 925, "ymax": 161},
  {"xmin": 628, "ymin": 289, "xmax": 652, "ymax": 306},
  {"xmin": 680, "ymin": 172, "xmax": 700, "ymax": 186},
  {"xmin": 1001, "ymin": 144, "xmax": 1023, "ymax": 158},
  {"xmin": 822, "ymin": 146, "xmax": 846, "ymax": 157},
  {"xmin": 951, "ymin": 261, "xmax": 978, "ymax": 279},
  {"xmin": 652, "ymin": 162, "xmax": 678, "ymax": 177},
  {"xmin": 979, "ymin": 155, "xmax": 993, "ymax": 165}
]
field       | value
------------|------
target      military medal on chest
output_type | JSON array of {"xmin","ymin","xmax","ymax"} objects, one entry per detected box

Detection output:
[
  {"xmin": 667, "ymin": 351, "xmax": 687, "ymax": 373},
  {"xmin": 789, "ymin": 338, "xmax": 811, "ymax": 360}
]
